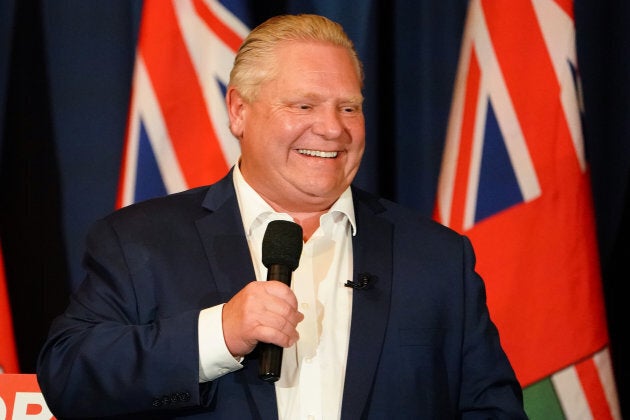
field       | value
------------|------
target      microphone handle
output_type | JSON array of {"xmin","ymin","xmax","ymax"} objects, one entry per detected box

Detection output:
[{"xmin": 258, "ymin": 264, "xmax": 292, "ymax": 382}]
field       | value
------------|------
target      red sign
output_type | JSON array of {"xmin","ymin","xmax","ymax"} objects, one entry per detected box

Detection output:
[{"xmin": 0, "ymin": 374, "xmax": 55, "ymax": 419}]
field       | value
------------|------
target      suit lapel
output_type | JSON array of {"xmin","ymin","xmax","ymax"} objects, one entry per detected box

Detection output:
[
  {"xmin": 341, "ymin": 191, "xmax": 393, "ymax": 418},
  {"xmin": 195, "ymin": 172, "xmax": 279, "ymax": 417},
  {"xmin": 195, "ymin": 172, "xmax": 254, "ymax": 297}
]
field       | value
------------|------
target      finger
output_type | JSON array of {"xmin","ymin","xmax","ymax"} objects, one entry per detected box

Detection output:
[
  {"xmin": 254, "ymin": 321, "xmax": 301, "ymax": 348},
  {"xmin": 257, "ymin": 306, "xmax": 304, "ymax": 332},
  {"xmin": 262, "ymin": 280, "xmax": 299, "ymax": 310}
]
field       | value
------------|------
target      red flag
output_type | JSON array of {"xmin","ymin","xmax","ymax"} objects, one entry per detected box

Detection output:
[
  {"xmin": 434, "ymin": 0, "xmax": 620, "ymax": 417},
  {"xmin": 0, "ymin": 240, "xmax": 20, "ymax": 373},
  {"xmin": 117, "ymin": 0, "xmax": 248, "ymax": 208}
]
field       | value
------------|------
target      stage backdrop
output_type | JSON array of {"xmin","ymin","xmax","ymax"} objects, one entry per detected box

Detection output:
[{"xmin": 0, "ymin": 0, "xmax": 628, "ymax": 417}]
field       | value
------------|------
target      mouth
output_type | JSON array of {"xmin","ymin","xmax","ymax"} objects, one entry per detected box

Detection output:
[{"xmin": 297, "ymin": 149, "xmax": 338, "ymax": 158}]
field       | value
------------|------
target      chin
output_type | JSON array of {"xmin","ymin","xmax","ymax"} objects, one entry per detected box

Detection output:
[{"xmin": 303, "ymin": 184, "xmax": 345, "ymax": 201}]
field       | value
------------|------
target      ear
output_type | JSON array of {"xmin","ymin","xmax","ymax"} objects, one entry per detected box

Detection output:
[{"xmin": 226, "ymin": 87, "xmax": 246, "ymax": 139}]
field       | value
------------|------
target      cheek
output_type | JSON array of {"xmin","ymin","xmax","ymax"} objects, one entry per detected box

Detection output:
[
  {"xmin": 276, "ymin": 117, "xmax": 308, "ymax": 138},
  {"xmin": 349, "ymin": 124, "xmax": 366, "ymax": 151}
]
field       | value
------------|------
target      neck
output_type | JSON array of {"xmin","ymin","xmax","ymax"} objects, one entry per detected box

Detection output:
[
  {"xmin": 256, "ymin": 191, "xmax": 334, "ymax": 242},
  {"xmin": 287, "ymin": 211, "xmax": 326, "ymax": 241}
]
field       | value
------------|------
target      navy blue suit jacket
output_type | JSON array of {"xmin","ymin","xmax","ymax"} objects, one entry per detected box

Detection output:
[{"xmin": 37, "ymin": 170, "xmax": 526, "ymax": 419}]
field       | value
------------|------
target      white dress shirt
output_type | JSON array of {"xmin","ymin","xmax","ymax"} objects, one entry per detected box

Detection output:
[{"xmin": 198, "ymin": 164, "xmax": 356, "ymax": 419}]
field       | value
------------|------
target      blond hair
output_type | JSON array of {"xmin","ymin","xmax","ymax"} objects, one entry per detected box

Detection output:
[{"xmin": 228, "ymin": 14, "xmax": 364, "ymax": 102}]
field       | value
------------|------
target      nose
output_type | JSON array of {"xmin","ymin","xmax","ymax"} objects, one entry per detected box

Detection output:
[{"xmin": 312, "ymin": 106, "xmax": 343, "ymax": 139}]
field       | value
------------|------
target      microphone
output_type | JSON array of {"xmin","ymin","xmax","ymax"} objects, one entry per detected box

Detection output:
[
  {"xmin": 258, "ymin": 220, "xmax": 303, "ymax": 383},
  {"xmin": 344, "ymin": 273, "xmax": 375, "ymax": 290}
]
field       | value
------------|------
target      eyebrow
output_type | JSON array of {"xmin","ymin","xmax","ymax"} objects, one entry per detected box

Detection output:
[{"xmin": 289, "ymin": 91, "xmax": 364, "ymax": 104}]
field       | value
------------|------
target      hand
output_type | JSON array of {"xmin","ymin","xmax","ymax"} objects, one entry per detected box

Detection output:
[{"xmin": 222, "ymin": 281, "xmax": 304, "ymax": 357}]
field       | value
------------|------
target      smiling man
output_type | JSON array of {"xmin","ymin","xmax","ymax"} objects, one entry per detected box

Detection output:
[
  {"xmin": 37, "ymin": 14, "xmax": 527, "ymax": 419},
  {"xmin": 228, "ymin": 30, "xmax": 365, "ymax": 240}
]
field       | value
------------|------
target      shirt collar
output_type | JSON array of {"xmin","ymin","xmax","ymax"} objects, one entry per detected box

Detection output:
[{"xmin": 232, "ymin": 162, "xmax": 357, "ymax": 237}]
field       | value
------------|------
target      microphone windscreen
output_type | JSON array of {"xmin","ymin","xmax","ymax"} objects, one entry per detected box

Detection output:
[{"xmin": 262, "ymin": 220, "xmax": 303, "ymax": 270}]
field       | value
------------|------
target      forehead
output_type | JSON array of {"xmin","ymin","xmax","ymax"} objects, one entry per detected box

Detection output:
[{"xmin": 271, "ymin": 40, "xmax": 361, "ymax": 82}]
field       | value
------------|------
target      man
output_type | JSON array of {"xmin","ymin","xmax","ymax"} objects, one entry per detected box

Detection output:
[{"xmin": 37, "ymin": 14, "xmax": 527, "ymax": 419}]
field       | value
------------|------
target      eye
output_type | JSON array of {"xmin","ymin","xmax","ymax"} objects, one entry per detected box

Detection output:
[
  {"xmin": 341, "ymin": 105, "xmax": 361, "ymax": 114},
  {"xmin": 297, "ymin": 104, "xmax": 312, "ymax": 110}
]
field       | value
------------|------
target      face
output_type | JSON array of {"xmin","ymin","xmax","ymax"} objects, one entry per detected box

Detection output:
[{"xmin": 227, "ymin": 40, "xmax": 365, "ymax": 213}]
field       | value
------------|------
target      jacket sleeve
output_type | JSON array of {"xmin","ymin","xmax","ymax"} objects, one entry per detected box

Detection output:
[
  {"xmin": 458, "ymin": 235, "xmax": 528, "ymax": 419},
  {"xmin": 36, "ymin": 217, "xmax": 214, "ymax": 419}
]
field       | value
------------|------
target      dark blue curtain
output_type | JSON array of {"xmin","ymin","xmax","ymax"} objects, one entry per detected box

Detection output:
[{"xmin": 1, "ymin": 0, "xmax": 628, "ymax": 415}]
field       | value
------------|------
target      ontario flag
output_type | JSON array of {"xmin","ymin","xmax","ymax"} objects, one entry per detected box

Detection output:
[
  {"xmin": 434, "ymin": 0, "xmax": 621, "ymax": 418},
  {"xmin": 117, "ymin": 0, "xmax": 249, "ymax": 208},
  {"xmin": 0, "ymin": 240, "xmax": 19, "ymax": 373}
]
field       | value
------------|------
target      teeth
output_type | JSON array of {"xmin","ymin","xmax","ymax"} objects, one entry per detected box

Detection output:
[{"xmin": 298, "ymin": 149, "xmax": 338, "ymax": 158}]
